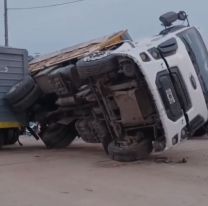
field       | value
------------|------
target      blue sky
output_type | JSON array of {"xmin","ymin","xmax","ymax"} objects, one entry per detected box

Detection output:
[{"xmin": 0, "ymin": 0, "xmax": 207, "ymax": 55}]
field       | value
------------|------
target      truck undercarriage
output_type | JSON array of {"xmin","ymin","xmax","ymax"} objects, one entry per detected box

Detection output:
[{"xmin": 28, "ymin": 53, "xmax": 165, "ymax": 161}]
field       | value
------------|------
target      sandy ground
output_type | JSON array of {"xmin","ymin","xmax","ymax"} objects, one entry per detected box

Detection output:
[{"xmin": 0, "ymin": 136, "xmax": 208, "ymax": 206}]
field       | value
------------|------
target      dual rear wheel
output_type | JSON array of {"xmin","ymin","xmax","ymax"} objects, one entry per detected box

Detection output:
[
  {"xmin": 5, "ymin": 76, "xmax": 42, "ymax": 113},
  {"xmin": 0, "ymin": 129, "xmax": 19, "ymax": 148},
  {"xmin": 40, "ymin": 123, "xmax": 77, "ymax": 149}
]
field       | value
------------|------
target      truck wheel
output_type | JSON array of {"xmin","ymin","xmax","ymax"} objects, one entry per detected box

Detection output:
[
  {"xmin": 4, "ymin": 129, "xmax": 19, "ymax": 145},
  {"xmin": 5, "ymin": 76, "xmax": 35, "ymax": 105},
  {"xmin": 6, "ymin": 135, "xmax": 18, "ymax": 145},
  {"xmin": 76, "ymin": 53, "xmax": 118, "ymax": 79},
  {"xmin": 193, "ymin": 127, "xmax": 206, "ymax": 136},
  {"xmin": 12, "ymin": 85, "xmax": 42, "ymax": 112},
  {"xmin": 41, "ymin": 123, "xmax": 77, "ymax": 149},
  {"xmin": 108, "ymin": 139, "xmax": 152, "ymax": 162},
  {"xmin": 0, "ymin": 132, "xmax": 4, "ymax": 148}
]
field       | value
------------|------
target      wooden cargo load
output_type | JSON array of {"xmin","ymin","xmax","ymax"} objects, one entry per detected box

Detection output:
[{"xmin": 29, "ymin": 30, "xmax": 132, "ymax": 74}]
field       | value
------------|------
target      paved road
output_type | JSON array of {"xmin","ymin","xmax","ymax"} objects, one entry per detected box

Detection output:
[{"xmin": 0, "ymin": 136, "xmax": 208, "ymax": 206}]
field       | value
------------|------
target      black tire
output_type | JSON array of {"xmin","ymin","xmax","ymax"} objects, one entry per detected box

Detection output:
[
  {"xmin": 4, "ymin": 129, "xmax": 19, "ymax": 145},
  {"xmin": 0, "ymin": 132, "xmax": 4, "ymax": 148},
  {"xmin": 193, "ymin": 127, "xmax": 206, "ymax": 137},
  {"xmin": 41, "ymin": 123, "xmax": 77, "ymax": 149},
  {"xmin": 5, "ymin": 76, "xmax": 35, "ymax": 105},
  {"xmin": 6, "ymin": 136, "xmax": 18, "ymax": 145},
  {"xmin": 108, "ymin": 139, "xmax": 152, "ymax": 162},
  {"xmin": 76, "ymin": 53, "xmax": 118, "ymax": 79},
  {"xmin": 12, "ymin": 84, "xmax": 42, "ymax": 112}
]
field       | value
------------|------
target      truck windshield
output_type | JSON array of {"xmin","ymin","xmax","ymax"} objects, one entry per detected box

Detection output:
[{"xmin": 178, "ymin": 27, "xmax": 208, "ymax": 94}]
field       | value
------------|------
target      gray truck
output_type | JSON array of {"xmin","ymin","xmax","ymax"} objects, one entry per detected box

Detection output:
[{"xmin": 0, "ymin": 47, "xmax": 29, "ymax": 147}]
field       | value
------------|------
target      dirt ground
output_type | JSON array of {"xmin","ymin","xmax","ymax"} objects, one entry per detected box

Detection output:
[{"xmin": 0, "ymin": 136, "xmax": 208, "ymax": 206}]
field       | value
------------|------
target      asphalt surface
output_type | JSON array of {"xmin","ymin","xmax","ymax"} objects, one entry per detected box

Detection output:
[{"xmin": 0, "ymin": 136, "xmax": 208, "ymax": 206}]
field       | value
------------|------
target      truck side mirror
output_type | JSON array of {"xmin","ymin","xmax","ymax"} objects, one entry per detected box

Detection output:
[
  {"xmin": 159, "ymin": 12, "xmax": 178, "ymax": 27},
  {"xmin": 159, "ymin": 11, "xmax": 189, "ymax": 27}
]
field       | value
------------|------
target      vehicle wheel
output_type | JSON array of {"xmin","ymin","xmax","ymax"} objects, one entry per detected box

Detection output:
[
  {"xmin": 108, "ymin": 139, "xmax": 152, "ymax": 162},
  {"xmin": 0, "ymin": 132, "xmax": 4, "ymax": 148},
  {"xmin": 41, "ymin": 123, "xmax": 77, "ymax": 149},
  {"xmin": 193, "ymin": 127, "xmax": 206, "ymax": 136},
  {"xmin": 0, "ymin": 129, "xmax": 19, "ymax": 146},
  {"xmin": 12, "ymin": 84, "xmax": 42, "ymax": 112},
  {"xmin": 76, "ymin": 53, "xmax": 118, "ymax": 79},
  {"xmin": 6, "ymin": 136, "xmax": 18, "ymax": 145},
  {"xmin": 4, "ymin": 129, "xmax": 19, "ymax": 145},
  {"xmin": 5, "ymin": 76, "xmax": 35, "ymax": 105}
]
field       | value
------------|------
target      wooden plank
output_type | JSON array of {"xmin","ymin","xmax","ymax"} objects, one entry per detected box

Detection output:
[{"xmin": 29, "ymin": 30, "xmax": 130, "ymax": 74}]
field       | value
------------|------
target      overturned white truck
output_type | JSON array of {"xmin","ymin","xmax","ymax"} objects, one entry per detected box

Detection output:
[{"xmin": 6, "ymin": 11, "xmax": 208, "ymax": 161}]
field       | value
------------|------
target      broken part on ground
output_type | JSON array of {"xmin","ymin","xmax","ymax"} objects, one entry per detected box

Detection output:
[{"xmin": 4, "ymin": 11, "xmax": 208, "ymax": 162}]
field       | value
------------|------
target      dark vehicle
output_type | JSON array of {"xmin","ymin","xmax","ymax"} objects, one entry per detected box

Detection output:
[{"xmin": 0, "ymin": 47, "xmax": 29, "ymax": 147}]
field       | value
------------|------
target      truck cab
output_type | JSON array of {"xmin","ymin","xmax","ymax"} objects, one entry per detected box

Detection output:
[
  {"xmin": 71, "ymin": 11, "xmax": 208, "ymax": 160},
  {"xmin": 122, "ymin": 25, "xmax": 208, "ymax": 151},
  {"xmin": 135, "ymin": 14, "xmax": 208, "ymax": 150}
]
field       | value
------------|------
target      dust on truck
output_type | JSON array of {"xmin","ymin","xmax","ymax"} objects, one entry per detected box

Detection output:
[{"xmin": 0, "ymin": 47, "xmax": 28, "ymax": 147}]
